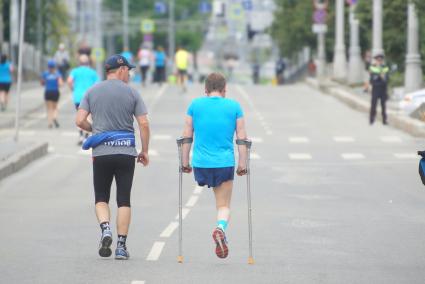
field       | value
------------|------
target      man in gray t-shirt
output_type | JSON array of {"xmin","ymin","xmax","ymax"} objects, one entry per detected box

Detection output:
[{"xmin": 76, "ymin": 54, "xmax": 150, "ymax": 260}]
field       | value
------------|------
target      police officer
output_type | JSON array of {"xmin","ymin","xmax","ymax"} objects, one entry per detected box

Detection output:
[{"xmin": 369, "ymin": 53, "xmax": 389, "ymax": 125}]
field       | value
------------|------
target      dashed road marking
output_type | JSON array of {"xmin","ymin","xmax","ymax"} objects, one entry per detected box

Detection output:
[
  {"xmin": 341, "ymin": 153, "xmax": 365, "ymax": 160},
  {"xmin": 20, "ymin": 130, "xmax": 35, "ymax": 136},
  {"xmin": 78, "ymin": 149, "xmax": 91, "ymax": 156},
  {"xmin": 333, "ymin": 136, "xmax": 355, "ymax": 143},
  {"xmin": 146, "ymin": 242, "xmax": 165, "ymax": 261},
  {"xmin": 175, "ymin": 208, "xmax": 190, "ymax": 220},
  {"xmin": 394, "ymin": 153, "xmax": 417, "ymax": 159},
  {"xmin": 149, "ymin": 149, "xmax": 159, "ymax": 156},
  {"xmin": 152, "ymin": 134, "xmax": 172, "ymax": 140},
  {"xmin": 289, "ymin": 153, "xmax": 312, "ymax": 160},
  {"xmin": 381, "ymin": 136, "xmax": 402, "ymax": 143},
  {"xmin": 185, "ymin": 195, "xmax": 199, "ymax": 207},
  {"xmin": 289, "ymin": 137, "xmax": 309, "ymax": 143},
  {"xmin": 160, "ymin": 222, "xmax": 179, "ymax": 238},
  {"xmin": 61, "ymin": 131, "xmax": 78, "ymax": 137},
  {"xmin": 48, "ymin": 146, "xmax": 55, "ymax": 153},
  {"xmin": 250, "ymin": 153, "xmax": 261, "ymax": 160},
  {"xmin": 250, "ymin": 137, "xmax": 263, "ymax": 143},
  {"xmin": 131, "ymin": 281, "xmax": 145, "ymax": 284}
]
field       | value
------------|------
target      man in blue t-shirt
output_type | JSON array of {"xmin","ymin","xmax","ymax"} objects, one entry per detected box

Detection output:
[
  {"xmin": 180, "ymin": 72, "xmax": 248, "ymax": 259},
  {"xmin": 154, "ymin": 46, "xmax": 166, "ymax": 85},
  {"xmin": 68, "ymin": 54, "xmax": 100, "ymax": 144}
]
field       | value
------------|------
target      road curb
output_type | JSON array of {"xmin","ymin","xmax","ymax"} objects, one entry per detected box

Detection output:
[
  {"xmin": 305, "ymin": 78, "xmax": 425, "ymax": 137},
  {"xmin": 0, "ymin": 141, "xmax": 48, "ymax": 181}
]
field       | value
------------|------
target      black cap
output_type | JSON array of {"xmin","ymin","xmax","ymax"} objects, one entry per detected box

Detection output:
[{"xmin": 104, "ymin": 54, "xmax": 135, "ymax": 71}]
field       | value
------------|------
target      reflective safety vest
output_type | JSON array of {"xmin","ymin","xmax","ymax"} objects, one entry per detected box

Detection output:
[{"xmin": 369, "ymin": 65, "xmax": 389, "ymax": 75}]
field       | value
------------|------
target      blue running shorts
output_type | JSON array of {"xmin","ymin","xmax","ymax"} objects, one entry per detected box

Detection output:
[{"xmin": 193, "ymin": 167, "xmax": 234, "ymax": 188}]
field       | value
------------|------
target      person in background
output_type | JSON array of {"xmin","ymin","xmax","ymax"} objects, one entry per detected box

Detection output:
[
  {"xmin": 137, "ymin": 44, "xmax": 152, "ymax": 87},
  {"xmin": 121, "ymin": 47, "xmax": 134, "ymax": 64},
  {"xmin": 174, "ymin": 46, "xmax": 190, "ymax": 92},
  {"xmin": 0, "ymin": 54, "xmax": 13, "ymax": 112},
  {"xmin": 68, "ymin": 54, "xmax": 100, "ymax": 145},
  {"xmin": 41, "ymin": 60, "xmax": 63, "ymax": 128},
  {"xmin": 369, "ymin": 53, "xmax": 389, "ymax": 125},
  {"xmin": 54, "ymin": 43, "xmax": 70, "ymax": 80},
  {"xmin": 154, "ymin": 46, "xmax": 166, "ymax": 86},
  {"xmin": 275, "ymin": 57, "xmax": 286, "ymax": 85}
]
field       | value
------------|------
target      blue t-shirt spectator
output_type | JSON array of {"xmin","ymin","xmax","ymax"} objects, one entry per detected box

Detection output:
[
  {"xmin": 0, "ymin": 61, "xmax": 12, "ymax": 83},
  {"xmin": 42, "ymin": 71, "xmax": 61, "ymax": 91},
  {"xmin": 154, "ymin": 51, "xmax": 166, "ymax": 67},
  {"xmin": 69, "ymin": 66, "xmax": 99, "ymax": 104},
  {"xmin": 120, "ymin": 51, "xmax": 133, "ymax": 63},
  {"xmin": 187, "ymin": 96, "xmax": 243, "ymax": 168}
]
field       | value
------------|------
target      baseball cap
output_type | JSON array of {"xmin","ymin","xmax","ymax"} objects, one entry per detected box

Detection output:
[
  {"xmin": 373, "ymin": 53, "xmax": 384, "ymax": 59},
  {"xmin": 104, "ymin": 54, "xmax": 135, "ymax": 72},
  {"xmin": 47, "ymin": 59, "xmax": 56, "ymax": 68}
]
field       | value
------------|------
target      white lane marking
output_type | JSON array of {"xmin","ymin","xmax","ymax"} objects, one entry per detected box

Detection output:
[
  {"xmin": 249, "ymin": 137, "xmax": 263, "ymax": 143},
  {"xmin": 381, "ymin": 136, "xmax": 402, "ymax": 143},
  {"xmin": 289, "ymin": 153, "xmax": 312, "ymax": 160},
  {"xmin": 131, "ymin": 281, "xmax": 145, "ymax": 284},
  {"xmin": 289, "ymin": 137, "xmax": 309, "ymax": 143},
  {"xmin": 23, "ymin": 95, "xmax": 72, "ymax": 128},
  {"xmin": 149, "ymin": 149, "xmax": 159, "ymax": 156},
  {"xmin": 146, "ymin": 242, "xmax": 165, "ymax": 261},
  {"xmin": 61, "ymin": 131, "xmax": 78, "ymax": 137},
  {"xmin": 20, "ymin": 130, "xmax": 35, "ymax": 136},
  {"xmin": 333, "ymin": 136, "xmax": 355, "ymax": 143},
  {"xmin": 175, "ymin": 208, "xmax": 191, "ymax": 220},
  {"xmin": 251, "ymin": 153, "xmax": 261, "ymax": 160},
  {"xmin": 160, "ymin": 222, "xmax": 179, "ymax": 238},
  {"xmin": 341, "ymin": 153, "xmax": 365, "ymax": 160},
  {"xmin": 48, "ymin": 146, "xmax": 55, "ymax": 153},
  {"xmin": 266, "ymin": 130, "xmax": 273, "ymax": 135},
  {"xmin": 193, "ymin": 186, "xmax": 204, "ymax": 194},
  {"xmin": 394, "ymin": 153, "xmax": 417, "ymax": 159},
  {"xmin": 153, "ymin": 134, "xmax": 172, "ymax": 140},
  {"xmin": 78, "ymin": 149, "xmax": 91, "ymax": 155},
  {"xmin": 185, "ymin": 195, "xmax": 199, "ymax": 207},
  {"xmin": 148, "ymin": 84, "xmax": 168, "ymax": 116}
]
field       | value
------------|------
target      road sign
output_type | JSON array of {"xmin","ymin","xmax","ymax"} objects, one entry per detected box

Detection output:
[
  {"xmin": 312, "ymin": 24, "xmax": 328, "ymax": 33},
  {"xmin": 313, "ymin": 9, "xmax": 327, "ymax": 24},
  {"xmin": 346, "ymin": 0, "xmax": 358, "ymax": 5},
  {"xmin": 154, "ymin": 1, "xmax": 167, "ymax": 14},
  {"xmin": 199, "ymin": 1, "xmax": 211, "ymax": 14},
  {"xmin": 141, "ymin": 19, "xmax": 155, "ymax": 33},
  {"xmin": 92, "ymin": 48, "xmax": 105, "ymax": 62},
  {"xmin": 229, "ymin": 3, "xmax": 244, "ymax": 20},
  {"xmin": 242, "ymin": 0, "xmax": 253, "ymax": 11}
]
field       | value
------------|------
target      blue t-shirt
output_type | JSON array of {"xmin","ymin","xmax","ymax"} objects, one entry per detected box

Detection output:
[
  {"xmin": 154, "ymin": 51, "xmax": 166, "ymax": 67},
  {"xmin": 0, "ymin": 62, "xmax": 12, "ymax": 83},
  {"xmin": 69, "ymin": 66, "xmax": 99, "ymax": 104},
  {"xmin": 187, "ymin": 96, "xmax": 243, "ymax": 168},
  {"xmin": 42, "ymin": 71, "xmax": 61, "ymax": 91},
  {"xmin": 120, "ymin": 51, "xmax": 133, "ymax": 63}
]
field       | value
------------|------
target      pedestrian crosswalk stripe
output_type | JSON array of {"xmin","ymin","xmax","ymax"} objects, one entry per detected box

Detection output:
[
  {"xmin": 333, "ymin": 136, "xmax": 355, "ymax": 142},
  {"xmin": 78, "ymin": 149, "xmax": 91, "ymax": 155},
  {"xmin": 160, "ymin": 222, "xmax": 179, "ymax": 238},
  {"xmin": 48, "ymin": 146, "xmax": 55, "ymax": 153},
  {"xmin": 186, "ymin": 196, "xmax": 199, "ymax": 207},
  {"xmin": 175, "ymin": 208, "xmax": 190, "ymax": 220},
  {"xmin": 146, "ymin": 242, "xmax": 165, "ymax": 261},
  {"xmin": 20, "ymin": 131, "xmax": 35, "ymax": 136},
  {"xmin": 61, "ymin": 131, "xmax": 78, "ymax": 137},
  {"xmin": 289, "ymin": 153, "xmax": 312, "ymax": 160},
  {"xmin": 250, "ymin": 137, "xmax": 263, "ymax": 143},
  {"xmin": 153, "ymin": 134, "xmax": 172, "ymax": 140},
  {"xmin": 341, "ymin": 153, "xmax": 365, "ymax": 160},
  {"xmin": 149, "ymin": 149, "xmax": 159, "ymax": 156},
  {"xmin": 394, "ymin": 153, "xmax": 417, "ymax": 159},
  {"xmin": 289, "ymin": 137, "xmax": 309, "ymax": 143},
  {"xmin": 381, "ymin": 136, "xmax": 402, "ymax": 143},
  {"xmin": 131, "ymin": 281, "xmax": 145, "ymax": 284},
  {"xmin": 266, "ymin": 130, "xmax": 273, "ymax": 135}
]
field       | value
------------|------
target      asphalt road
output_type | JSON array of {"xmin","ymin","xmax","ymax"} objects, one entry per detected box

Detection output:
[{"xmin": 0, "ymin": 82, "xmax": 424, "ymax": 284}]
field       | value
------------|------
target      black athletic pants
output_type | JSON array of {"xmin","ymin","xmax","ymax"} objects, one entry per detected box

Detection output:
[
  {"xmin": 93, "ymin": 154, "xmax": 135, "ymax": 207},
  {"xmin": 370, "ymin": 90, "xmax": 387, "ymax": 124}
]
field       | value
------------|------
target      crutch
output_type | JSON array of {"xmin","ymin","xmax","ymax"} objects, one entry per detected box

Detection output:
[
  {"xmin": 236, "ymin": 139, "xmax": 254, "ymax": 264},
  {"xmin": 176, "ymin": 137, "xmax": 193, "ymax": 263}
]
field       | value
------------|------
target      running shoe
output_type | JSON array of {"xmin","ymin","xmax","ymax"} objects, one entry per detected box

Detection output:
[
  {"xmin": 212, "ymin": 227, "xmax": 228, "ymax": 258},
  {"xmin": 53, "ymin": 119, "xmax": 60, "ymax": 128},
  {"xmin": 98, "ymin": 229, "xmax": 113, "ymax": 257},
  {"xmin": 115, "ymin": 245, "xmax": 130, "ymax": 260}
]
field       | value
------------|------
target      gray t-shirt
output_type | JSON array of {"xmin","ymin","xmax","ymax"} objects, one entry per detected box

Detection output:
[{"xmin": 79, "ymin": 79, "xmax": 148, "ymax": 157}]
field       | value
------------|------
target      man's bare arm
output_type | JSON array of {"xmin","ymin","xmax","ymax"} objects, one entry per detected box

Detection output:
[
  {"xmin": 181, "ymin": 115, "xmax": 194, "ymax": 170},
  {"xmin": 136, "ymin": 114, "xmax": 150, "ymax": 166},
  {"xmin": 236, "ymin": 117, "xmax": 248, "ymax": 175},
  {"xmin": 75, "ymin": 108, "xmax": 92, "ymax": 132}
]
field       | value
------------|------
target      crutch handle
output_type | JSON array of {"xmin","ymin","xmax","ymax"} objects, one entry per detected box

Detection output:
[
  {"xmin": 177, "ymin": 137, "xmax": 193, "ymax": 146},
  {"xmin": 236, "ymin": 139, "xmax": 252, "ymax": 148}
]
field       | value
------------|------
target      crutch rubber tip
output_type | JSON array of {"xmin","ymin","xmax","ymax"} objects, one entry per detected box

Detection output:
[
  {"xmin": 177, "ymin": 255, "xmax": 184, "ymax": 263},
  {"xmin": 248, "ymin": 256, "xmax": 255, "ymax": 265}
]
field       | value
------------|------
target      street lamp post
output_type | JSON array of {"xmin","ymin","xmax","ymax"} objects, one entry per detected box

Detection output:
[
  {"xmin": 372, "ymin": 0, "xmax": 384, "ymax": 56},
  {"xmin": 168, "ymin": 0, "xmax": 175, "ymax": 74},
  {"xmin": 348, "ymin": 3, "xmax": 364, "ymax": 85},
  {"xmin": 123, "ymin": 0, "xmax": 129, "ymax": 49},
  {"xmin": 333, "ymin": 0, "xmax": 347, "ymax": 80},
  {"xmin": 404, "ymin": 1, "xmax": 423, "ymax": 93}
]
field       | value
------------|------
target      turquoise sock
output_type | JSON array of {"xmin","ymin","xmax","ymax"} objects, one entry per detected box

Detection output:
[{"xmin": 217, "ymin": 220, "xmax": 228, "ymax": 231}]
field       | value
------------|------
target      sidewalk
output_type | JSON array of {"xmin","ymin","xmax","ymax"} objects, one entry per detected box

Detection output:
[
  {"xmin": 0, "ymin": 81, "xmax": 46, "ymax": 129},
  {"xmin": 305, "ymin": 77, "xmax": 425, "ymax": 137},
  {"xmin": 0, "ymin": 82, "xmax": 49, "ymax": 181}
]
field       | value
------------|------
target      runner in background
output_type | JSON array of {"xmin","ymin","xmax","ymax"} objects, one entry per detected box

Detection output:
[
  {"xmin": 154, "ymin": 46, "xmax": 166, "ymax": 86},
  {"xmin": 40, "ymin": 60, "xmax": 63, "ymax": 128},
  {"xmin": 175, "ymin": 46, "xmax": 190, "ymax": 92},
  {"xmin": 137, "ymin": 44, "xmax": 152, "ymax": 87},
  {"xmin": 0, "ymin": 54, "xmax": 13, "ymax": 111},
  {"xmin": 68, "ymin": 54, "xmax": 99, "ymax": 145},
  {"xmin": 54, "ymin": 43, "xmax": 71, "ymax": 80}
]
